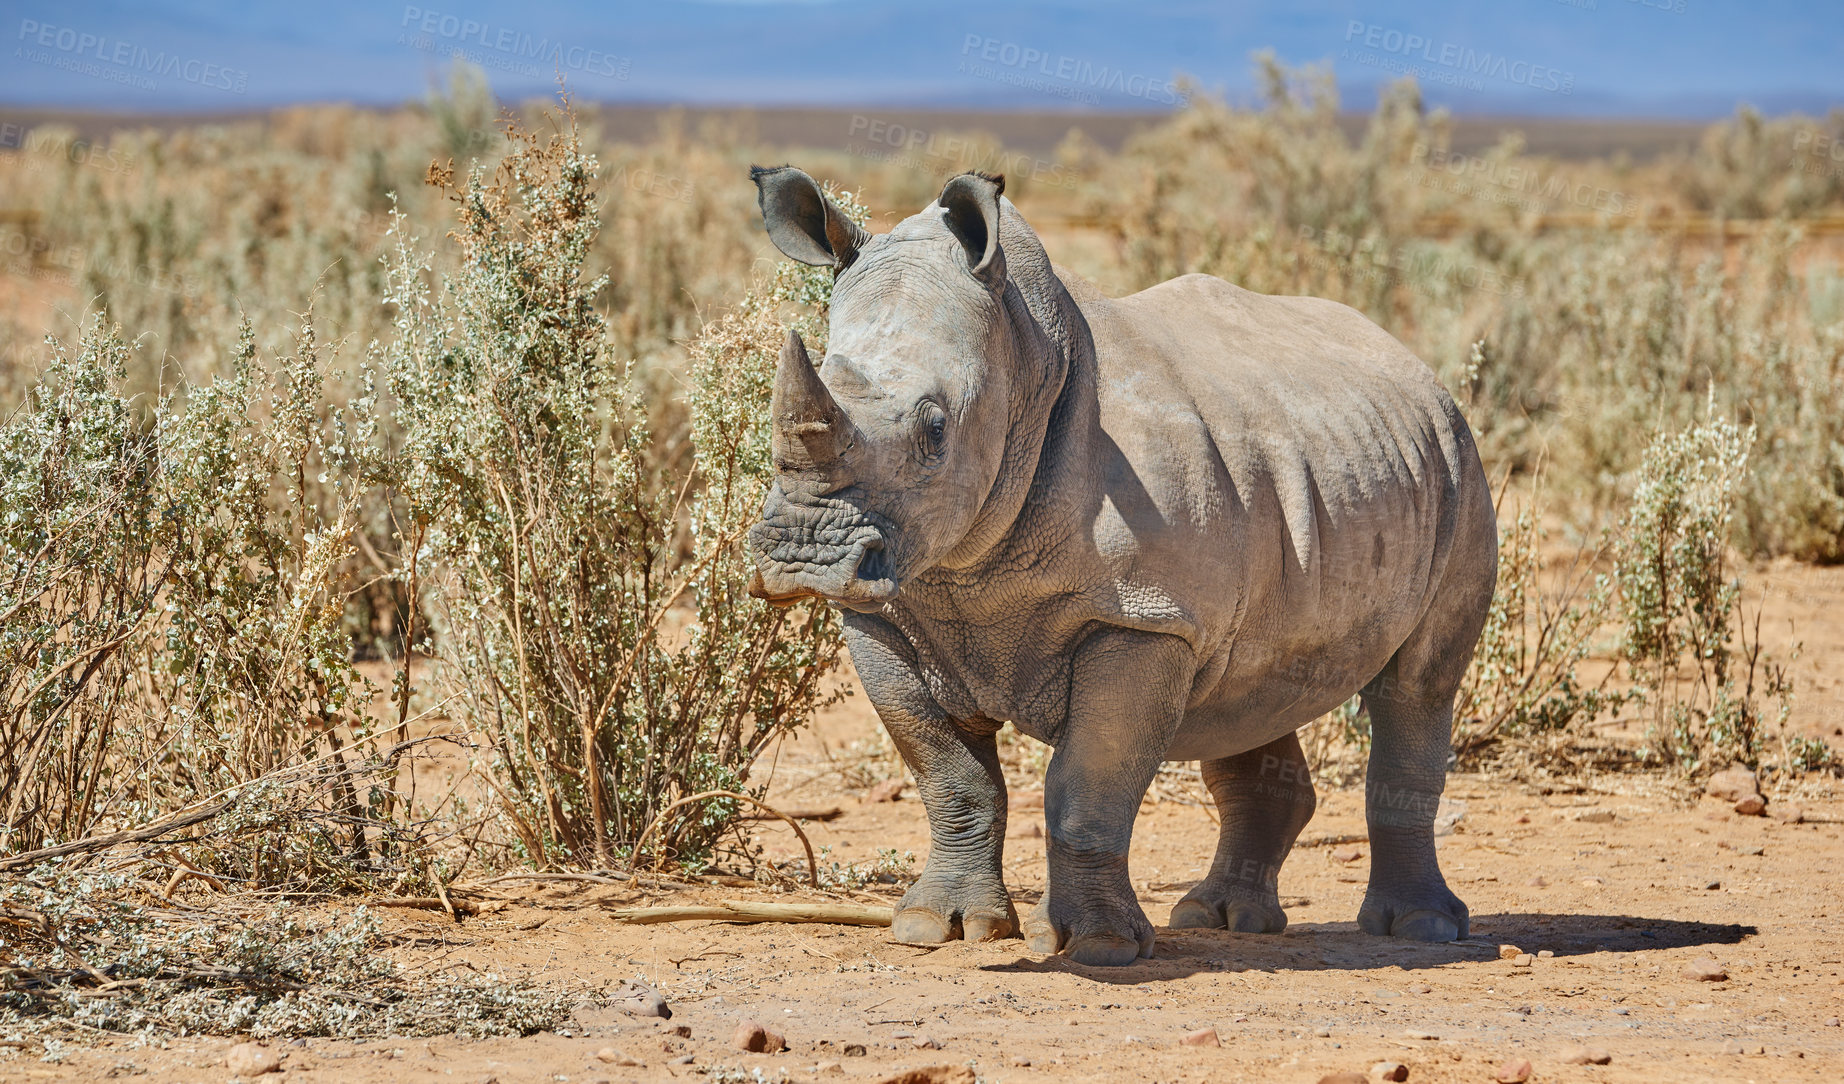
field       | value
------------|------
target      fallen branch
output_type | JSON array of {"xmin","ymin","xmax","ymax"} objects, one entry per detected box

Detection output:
[
  {"xmin": 632, "ymin": 790, "xmax": 820, "ymax": 889},
  {"xmin": 608, "ymin": 900, "xmax": 893, "ymax": 927},
  {"xmin": 1294, "ymin": 832, "xmax": 1368, "ymax": 848},
  {"xmin": 465, "ymin": 870, "xmax": 697, "ymax": 891},
  {"xmin": 0, "ymin": 801, "xmax": 230, "ymax": 871},
  {"xmin": 373, "ymin": 897, "xmax": 482, "ymax": 916}
]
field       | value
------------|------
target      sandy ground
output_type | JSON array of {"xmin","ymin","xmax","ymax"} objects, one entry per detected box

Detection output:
[{"xmin": 32, "ymin": 687, "xmax": 1844, "ymax": 1083}]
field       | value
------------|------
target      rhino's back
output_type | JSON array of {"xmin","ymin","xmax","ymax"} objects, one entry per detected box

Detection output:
[{"xmin": 1062, "ymin": 271, "xmax": 1492, "ymax": 741}]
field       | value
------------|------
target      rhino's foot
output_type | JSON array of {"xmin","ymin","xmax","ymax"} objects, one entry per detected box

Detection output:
[
  {"xmin": 1169, "ymin": 886, "xmax": 1288, "ymax": 933},
  {"xmin": 1021, "ymin": 895, "xmax": 1155, "ymax": 966},
  {"xmin": 1357, "ymin": 879, "xmax": 1469, "ymax": 942},
  {"xmin": 890, "ymin": 878, "xmax": 1017, "ymax": 945}
]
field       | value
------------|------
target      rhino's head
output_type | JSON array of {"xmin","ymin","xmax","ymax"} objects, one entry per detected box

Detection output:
[{"xmin": 746, "ymin": 166, "xmax": 1026, "ymax": 613}]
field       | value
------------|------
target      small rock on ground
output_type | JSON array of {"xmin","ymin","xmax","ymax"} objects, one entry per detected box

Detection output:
[
  {"xmin": 863, "ymin": 779, "xmax": 905, "ymax": 803},
  {"xmin": 1773, "ymin": 803, "xmax": 1805, "ymax": 824},
  {"xmin": 610, "ymin": 981, "xmax": 671, "ymax": 1019},
  {"xmin": 1182, "ymin": 1027, "xmax": 1220, "ymax": 1047},
  {"xmin": 1317, "ymin": 1074, "xmax": 1367, "ymax": 1084},
  {"xmin": 1683, "ymin": 957, "xmax": 1729, "ymax": 981},
  {"xmin": 1733, "ymin": 793, "xmax": 1767, "ymax": 816},
  {"xmin": 225, "ymin": 1043, "xmax": 282, "ymax": 1076},
  {"xmin": 1498, "ymin": 944, "xmax": 1522, "ymax": 959},
  {"xmin": 872, "ymin": 1068, "xmax": 977, "ymax": 1084},
  {"xmin": 1370, "ymin": 1060, "xmax": 1410, "ymax": 1081},
  {"xmin": 594, "ymin": 1047, "xmax": 644, "ymax": 1067},
  {"xmin": 1705, "ymin": 766, "xmax": 1757, "ymax": 802},
  {"xmin": 1561, "ymin": 1045, "xmax": 1613, "ymax": 1065},
  {"xmin": 731, "ymin": 1019, "xmax": 787, "ymax": 1053},
  {"xmin": 1494, "ymin": 1057, "xmax": 1533, "ymax": 1083}
]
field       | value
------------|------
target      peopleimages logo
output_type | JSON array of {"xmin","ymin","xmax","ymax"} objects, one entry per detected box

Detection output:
[
  {"xmin": 1342, "ymin": 22, "xmax": 1574, "ymax": 95},
  {"xmin": 958, "ymin": 35, "xmax": 1189, "ymax": 108},
  {"xmin": 16, "ymin": 19, "xmax": 250, "ymax": 94},
  {"xmin": 399, "ymin": 6, "xmax": 629, "ymax": 81}
]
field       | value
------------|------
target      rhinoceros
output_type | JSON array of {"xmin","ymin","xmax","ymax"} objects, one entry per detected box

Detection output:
[{"xmin": 745, "ymin": 166, "xmax": 1497, "ymax": 966}]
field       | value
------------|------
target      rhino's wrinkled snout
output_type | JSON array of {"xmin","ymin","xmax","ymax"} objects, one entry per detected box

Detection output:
[{"xmin": 747, "ymin": 487, "xmax": 901, "ymax": 612}]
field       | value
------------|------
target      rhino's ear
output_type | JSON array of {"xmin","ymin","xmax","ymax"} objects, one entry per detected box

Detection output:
[
  {"xmin": 750, "ymin": 164, "xmax": 868, "ymax": 270},
  {"xmin": 937, "ymin": 171, "xmax": 1006, "ymax": 292}
]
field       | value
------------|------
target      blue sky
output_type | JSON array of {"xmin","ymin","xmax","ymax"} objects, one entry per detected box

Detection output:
[{"xmin": 3, "ymin": 0, "xmax": 1838, "ymax": 117}]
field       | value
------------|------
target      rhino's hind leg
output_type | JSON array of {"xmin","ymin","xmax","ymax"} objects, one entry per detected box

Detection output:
[
  {"xmin": 846, "ymin": 615, "xmax": 1016, "ymax": 946},
  {"xmin": 1356, "ymin": 539, "xmax": 1492, "ymax": 942},
  {"xmin": 1170, "ymin": 731, "xmax": 1316, "ymax": 933},
  {"xmin": 1355, "ymin": 685, "xmax": 1469, "ymax": 943}
]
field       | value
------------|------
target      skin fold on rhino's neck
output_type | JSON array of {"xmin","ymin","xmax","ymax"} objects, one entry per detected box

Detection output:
[{"xmin": 902, "ymin": 206, "xmax": 1101, "ymax": 605}]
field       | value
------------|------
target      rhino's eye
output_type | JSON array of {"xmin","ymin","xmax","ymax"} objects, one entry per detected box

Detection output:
[{"xmin": 919, "ymin": 401, "xmax": 948, "ymax": 459}]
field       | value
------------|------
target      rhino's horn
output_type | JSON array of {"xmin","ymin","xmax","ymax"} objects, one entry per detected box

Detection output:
[{"xmin": 771, "ymin": 329, "xmax": 849, "ymax": 472}]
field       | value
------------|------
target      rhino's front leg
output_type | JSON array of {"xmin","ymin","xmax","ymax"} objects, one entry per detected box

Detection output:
[
  {"xmin": 843, "ymin": 614, "xmax": 1016, "ymax": 944},
  {"xmin": 1023, "ymin": 627, "xmax": 1190, "ymax": 967}
]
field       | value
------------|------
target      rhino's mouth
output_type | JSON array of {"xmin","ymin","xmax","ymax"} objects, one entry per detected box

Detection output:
[{"xmin": 747, "ymin": 489, "xmax": 901, "ymax": 612}]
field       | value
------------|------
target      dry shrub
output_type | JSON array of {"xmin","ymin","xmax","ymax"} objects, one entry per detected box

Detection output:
[{"xmin": 380, "ymin": 109, "xmax": 846, "ymax": 871}]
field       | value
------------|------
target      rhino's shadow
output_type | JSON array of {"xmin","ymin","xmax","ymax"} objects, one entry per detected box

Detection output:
[{"xmin": 981, "ymin": 913, "xmax": 1756, "ymax": 983}]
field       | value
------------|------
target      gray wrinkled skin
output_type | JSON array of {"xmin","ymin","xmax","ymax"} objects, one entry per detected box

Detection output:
[{"xmin": 746, "ymin": 167, "xmax": 1497, "ymax": 967}]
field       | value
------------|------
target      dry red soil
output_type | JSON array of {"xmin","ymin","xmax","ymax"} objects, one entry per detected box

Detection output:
[{"xmin": 33, "ymin": 560, "xmax": 1844, "ymax": 1084}]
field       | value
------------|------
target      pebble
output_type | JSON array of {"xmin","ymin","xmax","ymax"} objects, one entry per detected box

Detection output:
[
  {"xmin": 1512, "ymin": 953, "xmax": 1534, "ymax": 968},
  {"xmin": 863, "ymin": 778, "xmax": 905, "ymax": 803},
  {"xmin": 1407, "ymin": 984, "xmax": 1432, "ymax": 994},
  {"xmin": 1498, "ymin": 944, "xmax": 1523, "ymax": 960},
  {"xmin": 1733, "ymin": 793, "xmax": 1767, "ymax": 816},
  {"xmin": 1181, "ymin": 1027, "xmax": 1220, "ymax": 1047},
  {"xmin": 1683, "ymin": 958, "xmax": 1729, "ymax": 982},
  {"xmin": 843, "ymin": 1043, "xmax": 867, "ymax": 1057},
  {"xmin": 610, "ymin": 981, "xmax": 672, "ymax": 1019},
  {"xmin": 1332, "ymin": 847, "xmax": 1364, "ymax": 863},
  {"xmin": 1370, "ymin": 1061, "xmax": 1409, "ymax": 1081},
  {"xmin": 1580, "ymin": 876, "xmax": 1605, "ymax": 886},
  {"xmin": 817, "ymin": 1062, "xmax": 845, "ymax": 1074},
  {"xmin": 732, "ymin": 1019, "xmax": 787, "ymax": 1053},
  {"xmin": 1825, "ymin": 1017, "xmax": 1840, "ymax": 1027},
  {"xmin": 1009, "ymin": 1055, "xmax": 1033, "ymax": 1066},
  {"xmin": 1537, "ymin": 950, "xmax": 1554, "ymax": 959},
  {"xmin": 1526, "ymin": 876, "xmax": 1547, "ymax": 887},
  {"xmin": 1401, "ymin": 1030, "xmax": 1440, "ymax": 1041},
  {"xmin": 912, "ymin": 1034, "xmax": 943, "ymax": 1049},
  {"xmin": 1736, "ymin": 844, "xmax": 1764, "ymax": 856},
  {"xmin": 1561, "ymin": 1045, "xmax": 1613, "ymax": 1065},
  {"xmin": 1576, "ymin": 809, "xmax": 1615, "ymax": 824},
  {"xmin": 225, "ymin": 1043, "xmax": 282, "ymax": 1076},
  {"xmin": 1494, "ymin": 1057, "xmax": 1534, "ymax": 1083},
  {"xmin": 1317, "ymin": 1074, "xmax": 1367, "ymax": 1084},
  {"xmin": 1705, "ymin": 766, "xmax": 1758, "ymax": 802},
  {"xmin": 1772, "ymin": 803, "xmax": 1805, "ymax": 824},
  {"xmin": 881, "ymin": 1069, "xmax": 975, "ymax": 1084},
  {"xmin": 670, "ymin": 1024, "xmax": 692, "ymax": 1038},
  {"xmin": 1702, "ymin": 879, "xmax": 1722, "ymax": 891},
  {"xmin": 1314, "ymin": 1027, "xmax": 1333, "ymax": 1037},
  {"xmin": 669, "ymin": 1054, "xmax": 695, "ymax": 1065},
  {"xmin": 594, "ymin": 1047, "xmax": 644, "ymax": 1067}
]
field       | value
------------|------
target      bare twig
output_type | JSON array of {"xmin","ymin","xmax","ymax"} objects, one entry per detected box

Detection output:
[
  {"xmin": 0, "ymin": 801, "xmax": 230, "ymax": 871},
  {"xmin": 608, "ymin": 900, "xmax": 893, "ymax": 927}
]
